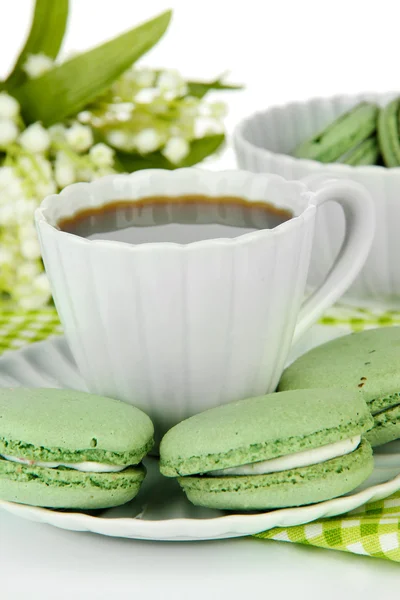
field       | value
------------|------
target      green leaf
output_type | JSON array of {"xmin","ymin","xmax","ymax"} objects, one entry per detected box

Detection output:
[
  {"xmin": 187, "ymin": 76, "xmax": 242, "ymax": 99},
  {"xmin": 178, "ymin": 134, "xmax": 225, "ymax": 166},
  {"xmin": 114, "ymin": 134, "xmax": 225, "ymax": 172},
  {"xmin": 115, "ymin": 150, "xmax": 172, "ymax": 172},
  {"xmin": 5, "ymin": 0, "xmax": 69, "ymax": 90},
  {"xmin": 14, "ymin": 10, "xmax": 172, "ymax": 126}
]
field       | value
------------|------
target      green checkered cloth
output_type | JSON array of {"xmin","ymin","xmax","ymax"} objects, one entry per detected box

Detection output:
[
  {"xmin": 1, "ymin": 305, "xmax": 400, "ymax": 561},
  {"xmin": 0, "ymin": 309, "xmax": 62, "ymax": 352},
  {"xmin": 256, "ymin": 494, "xmax": 400, "ymax": 561}
]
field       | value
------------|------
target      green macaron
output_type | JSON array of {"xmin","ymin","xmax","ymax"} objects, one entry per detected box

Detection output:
[
  {"xmin": 159, "ymin": 389, "xmax": 374, "ymax": 510},
  {"xmin": 377, "ymin": 98, "xmax": 400, "ymax": 167},
  {"xmin": 340, "ymin": 136, "xmax": 380, "ymax": 166},
  {"xmin": 279, "ymin": 327, "xmax": 400, "ymax": 447},
  {"xmin": 293, "ymin": 102, "xmax": 379, "ymax": 164},
  {"xmin": 0, "ymin": 388, "xmax": 154, "ymax": 509}
]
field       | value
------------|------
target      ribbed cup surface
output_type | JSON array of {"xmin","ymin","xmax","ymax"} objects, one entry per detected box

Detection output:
[{"xmin": 36, "ymin": 170, "xmax": 314, "ymax": 437}]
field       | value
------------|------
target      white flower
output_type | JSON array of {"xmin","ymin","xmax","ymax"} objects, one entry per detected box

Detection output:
[
  {"xmin": 0, "ymin": 119, "xmax": 18, "ymax": 146},
  {"xmin": 157, "ymin": 70, "xmax": 187, "ymax": 98},
  {"xmin": 95, "ymin": 167, "xmax": 115, "ymax": 178},
  {"xmin": 54, "ymin": 150, "xmax": 70, "ymax": 165},
  {"xmin": 35, "ymin": 181, "xmax": 56, "ymax": 198},
  {"xmin": 7, "ymin": 179, "xmax": 25, "ymax": 200},
  {"xmin": 65, "ymin": 123, "xmax": 93, "ymax": 152},
  {"xmin": 76, "ymin": 167, "xmax": 95, "ymax": 182},
  {"xmin": 35, "ymin": 155, "xmax": 53, "ymax": 180},
  {"xmin": 134, "ymin": 88, "xmax": 159, "ymax": 104},
  {"xmin": 150, "ymin": 98, "xmax": 169, "ymax": 115},
  {"xmin": 0, "ymin": 166, "xmax": 18, "ymax": 189},
  {"xmin": 77, "ymin": 111, "xmax": 92, "ymax": 124},
  {"xmin": 114, "ymin": 111, "xmax": 131, "ymax": 123},
  {"xmin": 18, "ymin": 156, "xmax": 36, "ymax": 178},
  {"xmin": 134, "ymin": 128, "xmax": 161, "ymax": 153},
  {"xmin": 89, "ymin": 143, "xmax": 114, "ymax": 167},
  {"xmin": 19, "ymin": 123, "xmax": 50, "ymax": 153},
  {"xmin": 108, "ymin": 102, "xmax": 134, "ymax": 122},
  {"xmin": 90, "ymin": 116, "xmax": 104, "ymax": 127},
  {"xmin": 18, "ymin": 155, "xmax": 54, "ymax": 198},
  {"xmin": 19, "ymin": 223, "xmax": 37, "ymax": 240},
  {"xmin": 0, "ymin": 92, "xmax": 20, "ymax": 119},
  {"xmin": 14, "ymin": 198, "xmax": 37, "ymax": 223},
  {"xmin": 55, "ymin": 152, "xmax": 76, "ymax": 187},
  {"xmin": 110, "ymin": 102, "xmax": 134, "ymax": 114},
  {"xmin": 181, "ymin": 97, "xmax": 200, "ymax": 118},
  {"xmin": 55, "ymin": 164, "xmax": 75, "ymax": 188},
  {"xmin": 132, "ymin": 68, "xmax": 156, "ymax": 88},
  {"xmin": 164, "ymin": 88, "xmax": 188, "ymax": 101},
  {"xmin": 48, "ymin": 123, "xmax": 66, "ymax": 142},
  {"xmin": 158, "ymin": 69, "xmax": 180, "ymax": 90},
  {"xmin": 0, "ymin": 203, "xmax": 16, "ymax": 225},
  {"xmin": 195, "ymin": 118, "xmax": 224, "ymax": 138},
  {"xmin": 162, "ymin": 137, "xmax": 190, "ymax": 164},
  {"xmin": 21, "ymin": 237, "xmax": 41, "ymax": 260},
  {"xmin": 169, "ymin": 125, "xmax": 184, "ymax": 136},
  {"xmin": 106, "ymin": 130, "xmax": 130, "ymax": 149},
  {"xmin": 23, "ymin": 53, "xmax": 53, "ymax": 78}
]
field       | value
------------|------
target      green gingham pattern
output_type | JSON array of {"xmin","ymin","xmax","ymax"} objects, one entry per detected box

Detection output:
[
  {"xmin": 319, "ymin": 304, "xmax": 400, "ymax": 331},
  {"xmin": 256, "ymin": 493, "xmax": 400, "ymax": 561},
  {"xmin": 0, "ymin": 309, "xmax": 62, "ymax": 353},
  {"xmin": 0, "ymin": 305, "xmax": 400, "ymax": 561}
]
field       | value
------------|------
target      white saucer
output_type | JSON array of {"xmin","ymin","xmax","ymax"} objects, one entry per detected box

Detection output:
[{"xmin": 1, "ymin": 326, "xmax": 400, "ymax": 542}]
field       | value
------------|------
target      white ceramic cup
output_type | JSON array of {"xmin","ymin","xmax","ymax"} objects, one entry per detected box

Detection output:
[{"xmin": 35, "ymin": 169, "xmax": 375, "ymax": 436}]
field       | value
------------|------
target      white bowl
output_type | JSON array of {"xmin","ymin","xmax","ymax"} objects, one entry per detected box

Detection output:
[{"xmin": 233, "ymin": 91, "xmax": 400, "ymax": 306}]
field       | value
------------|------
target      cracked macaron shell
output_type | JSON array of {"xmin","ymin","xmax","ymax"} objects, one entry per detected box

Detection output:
[
  {"xmin": 279, "ymin": 327, "xmax": 400, "ymax": 404},
  {"xmin": 159, "ymin": 389, "xmax": 373, "ymax": 477},
  {"xmin": 0, "ymin": 388, "xmax": 154, "ymax": 465},
  {"xmin": 279, "ymin": 327, "xmax": 400, "ymax": 447}
]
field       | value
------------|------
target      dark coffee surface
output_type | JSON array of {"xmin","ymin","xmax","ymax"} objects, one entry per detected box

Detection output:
[{"xmin": 58, "ymin": 195, "xmax": 293, "ymax": 244}]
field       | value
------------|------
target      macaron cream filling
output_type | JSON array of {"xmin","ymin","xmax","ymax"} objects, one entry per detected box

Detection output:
[
  {"xmin": 0, "ymin": 437, "xmax": 153, "ymax": 467},
  {"xmin": 207, "ymin": 436, "xmax": 361, "ymax": 476},
  {"xmin": 0, "ymin": 454, "xmax": 127, "ymax": 473}
]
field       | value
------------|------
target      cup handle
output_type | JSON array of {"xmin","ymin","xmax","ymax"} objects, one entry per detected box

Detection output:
[{"xmin": 292, "ymin": 175, "xmax": 375, "ymax": 345}]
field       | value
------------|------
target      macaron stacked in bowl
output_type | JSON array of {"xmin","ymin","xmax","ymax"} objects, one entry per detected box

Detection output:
[
  {"xmin": 293, "ymin": 98, "xmax": 400, "ymax": 167},
  {"xmin": 293, "ymin": 102, "xmax": 380, "ymax": 166}
]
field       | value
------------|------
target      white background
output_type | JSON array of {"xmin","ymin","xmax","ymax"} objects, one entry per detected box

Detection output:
[
  {"xmin": 2, "ymin": 0, "xmax": 400, "ymax": 147},
  {"xmin": 1, "ymin": 1, "xmax": 400, "ymax": 597}
]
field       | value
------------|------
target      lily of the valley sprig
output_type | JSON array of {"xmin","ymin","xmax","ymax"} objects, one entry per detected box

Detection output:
[{"xmin": 0, "ymin": 0, "xmax": 240, "ymax": 308}]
